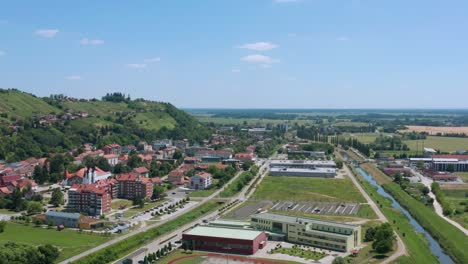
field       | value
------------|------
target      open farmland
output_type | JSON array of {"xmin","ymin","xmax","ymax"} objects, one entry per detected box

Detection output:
[
  {"xmin": 251, "ymin": 176, "xmax": 365, "ymax": 203},
  {"xmin": 399, "ymin": 125, "xmax": 468, "ymax": 135},
  {"xmin": 403, "ymin": 136, "xmax": 468, "ymax": 153}
]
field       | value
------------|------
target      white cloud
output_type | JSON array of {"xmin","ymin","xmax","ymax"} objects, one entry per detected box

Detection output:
[
  {"xmin": 241, "ymin": 54, "xmax": 278, "ymax": 64},
  {"xmin": 35, "ymin": 29, "xmax": 59, "ymax": 38},
  {"xmin": 144, "ymin": 57, "xmax": 161, "ymax": 63},
  {"xmin": 239, "ymin": 42, "xmax": 278, "ymax": 51},
  {"xmin": 126, "ymin": 63, "xmax": 147, "ymax": 69},
  {"xmin": 65, "ymin": 75, "xmax": 81, "ymax": 80},
  {"xmin": 231, "ymin": 69, "xmax": 241, "ymax": 73},
  {"xmin": 0, "ymin": 50, "xmax": 5, "ymax": 56},
  {"xmin": 337, "ymin": 36, "xmax": 350, "ymax": 41},
  {"xmin": 274, "ymin": 0, "xmax": 300, "ymax": 3},
  {"xmin": 80, "ymin": 38, "xmax": 104, "ymax": 45}
]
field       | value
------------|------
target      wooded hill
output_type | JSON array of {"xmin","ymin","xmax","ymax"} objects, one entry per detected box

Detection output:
[{"xmin": 0, "ymin": 89, "xmax": 209, "ymax": 162}]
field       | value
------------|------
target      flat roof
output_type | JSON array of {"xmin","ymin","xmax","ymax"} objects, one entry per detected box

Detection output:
[
  {"xmin": 252, "ymin": 213, "xmax": 359, "ymax": 230},
  {"xmin": 270, "ymin": 167, "xmax": 336, "ymax": 173},
  {"xmin": 270, "ymin": 160, "xmax": 336, "ymax": 166},
  {"xmin": 209, "ymin": 220, "xmax": 251, "ymax": 227},
  {"xmin": 184, "ymin": 226, "xmax": 263, "ymax": 240}
]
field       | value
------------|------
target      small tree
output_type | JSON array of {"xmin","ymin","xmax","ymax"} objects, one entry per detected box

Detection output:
[
  {"xmin": 0, "ymin": 220, "xmax": 6, "ymax": 233},
  {"xmin": 50, "ymin": 188, "xmax": 64, "ymax": 207}
]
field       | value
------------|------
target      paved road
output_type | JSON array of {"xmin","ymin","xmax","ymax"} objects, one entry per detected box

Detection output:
[
  {"xmin": 118, "ymin": 159, "xmax": 272, "ymax": 263},
  {"xmin": 59, "ymin": 169, "xmax": 247, "ymax": 264},
  {"xmin": 411, "ymin": 168, "xmax": 468, "ymax": 236}
]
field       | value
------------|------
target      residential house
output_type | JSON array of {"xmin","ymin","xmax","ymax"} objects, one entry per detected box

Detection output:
[
  {"xmin": 102, "ymin": 144, "xmax": 121, "ymax": 155},
  {"xmin": 190, "ymin": 172, "xmax": 212, "ymax": 190},
  {"xmin": 168, "ymin": 169, "xmax": 186, "ymax": 184},
  {"xmin": 133, "ymin": 166, "xmax": 149, "ymax": 177},
  {"xmin": 103, "ymin": 154, "xmax": 119, "ymax": 166}
]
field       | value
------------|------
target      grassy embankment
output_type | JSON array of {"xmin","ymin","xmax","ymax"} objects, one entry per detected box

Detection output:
[
  {"xmin": 348, "ymin": 164, "xmax": 439, "ymax": 264},
  {"xmin": 442, "ymin": 188, "xmax": 468, "ymax": 228},
  {"xmin": 359, "ymin": 164, "xmax": 468, "ymax": 264},
  {"xmin": 72, "ymin": 201, "xmax": 222, "ymax": 264}
]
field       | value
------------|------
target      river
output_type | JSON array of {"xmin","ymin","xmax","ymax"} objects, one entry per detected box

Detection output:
[{"xmin": 354, "ymin": 166, "xmax": 454, "ymax": 264}]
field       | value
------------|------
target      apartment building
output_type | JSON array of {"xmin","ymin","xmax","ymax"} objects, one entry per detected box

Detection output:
[
  {"xmin": 115, "ymin": 172, "xmax": 153, "ymax": 200},
  {"xmin": 68, "ymin": 184, "xmax": 111, "ymax": 216}
]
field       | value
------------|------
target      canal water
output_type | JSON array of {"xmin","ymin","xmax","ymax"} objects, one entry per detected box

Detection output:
[{"xmin": 354, "ymin": 166, "xmax": 453, "ymax": 264}]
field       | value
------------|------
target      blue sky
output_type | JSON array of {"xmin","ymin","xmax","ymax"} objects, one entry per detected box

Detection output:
[{"xmin": 1, "ymin": 0, "xmax": 468, "ymax": 108}]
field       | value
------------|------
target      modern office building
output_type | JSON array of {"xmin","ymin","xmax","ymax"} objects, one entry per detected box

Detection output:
[
  {"xmin": 250, "ymin": 213, "xmax": 361, "ymax": 252},
  {"xmin": 409, "ymin": 155, "xmax": 468, "ymax": 172},
  {"xmin": 182, "ymin": 226, "xmax": 267, "ymax": 255}
]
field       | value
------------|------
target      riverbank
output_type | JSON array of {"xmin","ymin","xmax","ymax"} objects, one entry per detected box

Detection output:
[
  {"xmin": 347, "ymin": 164, "xmax": 439, "ymax": 264},
  {"xmin": 383, "ymin": 182, "xmax": 468, "ymax": 264}
]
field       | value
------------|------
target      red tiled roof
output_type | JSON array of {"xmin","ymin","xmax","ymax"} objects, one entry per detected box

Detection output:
[
  {"xmin": 168, "ymin": 169, "xmax": 185, "ymax": 177},
  {"xmin": 103, "ymin": 154, "xmax": 118, "ymax": 159},
  {"xmin": 194, "ymin": 172, "xmax": 212, "ymax": 179},
  {"xmin": 1, "ymin": 175, "xmax": 21, "ymax": 185},
  {"xmin": 151, "ymin": 177, "xmax": 163, "ymax": 184},
  {"xmin": 133, "ymin": 167, "xmax": 149, "ymax": 174},
  {"xmin": 116, "ymin": 172, "xmax": 150, "ymax": 183},
  {"xmin": 0, "ymin": 187, "xmax": 11, "ymax": 194},
  {"xmin": 66, "ymin": 167, "xmax": 110, "ymax": 179},
  {"xmin": 70, "ymin": 184, "xmax": 108, "ymax": 195}
]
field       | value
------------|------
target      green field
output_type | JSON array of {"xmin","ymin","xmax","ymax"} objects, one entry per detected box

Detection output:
[
  {"xmin": 443, "ymin": 189, "xmax": 468, "ymax": 228},
  {"xmin": 194, "ymin": 115, "xmax": 312, "ymax": 126},
  {"xmin": 251, "ymin": 176, "xmax": 366, "ymax": 203},
  {"xmin": 403, "ymin": 136, "xmax": 468, "ymax": 153},
  {"xmin": 0, "ymin": 223, "xmax": 111, "ymax": 262},
  {"xmin": 133, "ymin": 111, "xmax": 176, "ymax": 130},
  {"xmin": 333, "ymin": 121, "xmax": 370, "ymax": 127},
  {"xmin": 111, "ymin": 199, "xmax": 133, "ymax": 210},
  {"xmin": 188, "ymin": 189, "xmax": 217, "ymax": 198}
]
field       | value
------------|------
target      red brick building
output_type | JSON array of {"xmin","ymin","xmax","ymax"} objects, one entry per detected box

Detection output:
[
  {"xmin": 182, "ymin": 226, "xmax": 267, "ymax": 255},
  {"xmin": 115, "ymin": 173, "xmax": 153, "ymax": 200},
  {"xmin": 68, "ymin": 184, "xmax": 111, "ymax": 216}
]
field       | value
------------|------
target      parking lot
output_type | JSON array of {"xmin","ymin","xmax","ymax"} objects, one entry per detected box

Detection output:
[
  {"xmin": 224, "ymin": 201, "xmax": 272, "ymax": 220},
  {"xmin": 270, "ymin": 201, "xmax": 360, "ymax": 215}
]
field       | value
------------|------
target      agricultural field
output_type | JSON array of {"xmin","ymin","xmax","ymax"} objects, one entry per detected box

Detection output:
[
  {"xmin": 442, "ymin": 189, "xmax": 468, "ymax": 228},
  {"xmin": 194, "ymin": 115, "xmax": 312, "ymax": 126},
  {"xmin": 403, "ymin": 136, "xmax": 468, "ymax": 153},
  {"xmin": 399, "ymin": 125, "xmax": 468, "ymax": 135},
  {"xmin": 0, "ymin": 223, "xmax": 111, "ymax": 262},
  {"xmin": 251, "ymin": 176, "xmax": 366, "ymax": 203},
  {"xmin": 333, "ymin": 121, "xmax": 370, "ymax": 127}
]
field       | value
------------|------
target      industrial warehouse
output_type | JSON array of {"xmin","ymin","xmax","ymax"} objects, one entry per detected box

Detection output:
[
  {"xmin": 269, "ymin": 160, "xmax": 337, "ymax": 177},
  {"xmin": 182, "ymin": 226, "xmax": 267, "ymax": 255}
]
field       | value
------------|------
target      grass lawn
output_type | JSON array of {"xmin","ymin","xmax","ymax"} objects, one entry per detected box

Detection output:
[
  {"xmin": 0, "ymin": 208, "xmax": 21, "ymax": 215},
  {"xmin": 0, "ymin": 223, "xmax": 111, "ymax": 262},
  {"xmin": 188, "ymin": 189, "xmax": 217, "ymax": 198},
  {"xmin": 360, "ymin": 163, "xmax": 392, "ymax": 185},
  {"xmin": 133, "ymin": 111, "xmax": 176, "ymax": 130},
  {"xmin": 111, "ymin": 199, "xmax": 133, "ymax": 210},
  {"xmin": 443, "ymin": 189, "xmax": 468, "ymax": 228},
  {"xmin": 251, "ymin": 176, "xmax": 366, "ymax": 203},
  {"xmin": 123, "ymin": 199, "xmax": 167, "ymax": 218},
  {"xmin": 356, "ymin": 204, "xmax": 378, "ymax": 219},
  {"xmin": 270, "ymin": 246, "xmax": 326, "ymax": 260},
  {"xmin": 403, "ymin": 136, "xmax": 468, "ymax": 153},
  {"xmin": 455, "ymin": 172, "xmax": 468, "ymax": 183}
]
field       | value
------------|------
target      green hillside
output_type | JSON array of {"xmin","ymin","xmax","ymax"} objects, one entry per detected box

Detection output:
[
  {"xmin": 0, "ymin": 89, "xmax": 209, "ymax": 162},
  {"xmin": 0, "ymin": 89, "xmax": 60, "ymax": 123}
]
